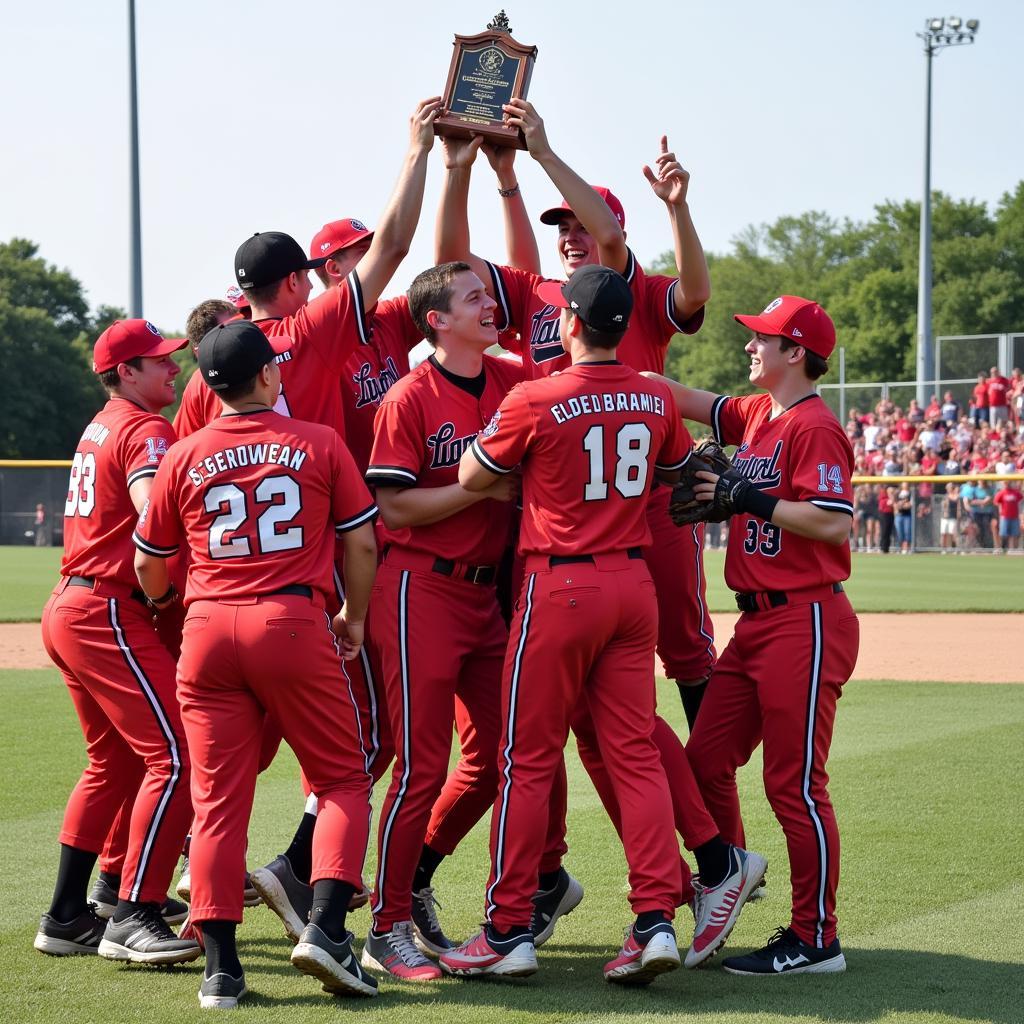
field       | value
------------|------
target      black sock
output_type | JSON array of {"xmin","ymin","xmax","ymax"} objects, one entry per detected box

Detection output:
[
  {"xmin": 486, "ymin": 923, "xmax": 531, "ymax": 949},
  {"xmin": 677, "ymin": 679, "xmax": 708, "ymax": 732},
  {"xmin": 48, "ymin": 844, "xmax": 98, "ymax": 921},
  {"xmin": 98, "ymin": 869, "xmax": 120, "ymax": 889},
  {"xmin": 412, "ymin": 844, "xmax": 445, "ymax": 892},
  {"xmin": 693, "ymin": 836, "xmax": 732, "ymax": 889},
  {"xmin": 538, "ymin": 868, "xmax": 562, "ymax": 892},
  {"xmin": 634, "ymin": 910, "xmax": 670, "ymax": 935},
  {"xmin": 309, "ymin": 879, "xmax": 356, "ymax": 942},
  {"xmin": 112, "ymin": 898, "xmax": 145, "ymax": 923},
  {"xmin": 202, "ymin": 920, "xmax": 242, "ymax": 978},
  {"xmin": 283, "ymin": 812, "xmax": 317, "ymax": 885}
]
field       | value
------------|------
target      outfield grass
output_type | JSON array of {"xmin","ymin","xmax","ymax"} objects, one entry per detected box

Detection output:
[
  {"xmin": 1, "ymin": 545, "xmax": 1021, "ymax": 621},
  {"xmin": 2, "ymin": 668, "xmax": 1021, "ymax": 1024}
]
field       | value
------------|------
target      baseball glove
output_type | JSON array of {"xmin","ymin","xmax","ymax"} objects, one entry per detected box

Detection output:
[{"xmin": 668, "ymin": 439, "xmax": 734, "ymax": 526}]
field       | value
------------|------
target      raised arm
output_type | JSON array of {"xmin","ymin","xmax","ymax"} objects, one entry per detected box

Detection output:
[
  {"xmin": 503, "ymin": 98, "xmax": 629, "ymax": 275},
  {"xmin": 354, "ymin": 97, "xmax": 441, "ymax": 312},
  {"xmin": 483, "ymin": 144, "xmax": 542, "ymax": 274},
  {"xmin": 642, "ymin": 371, "xmax": 718, "ymax": 425},
  {"xmin": 643, "ymin": 135, "xmax": 710, "ymax": 320}
]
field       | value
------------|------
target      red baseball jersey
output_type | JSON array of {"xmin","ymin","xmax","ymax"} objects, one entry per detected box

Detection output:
[
  {"xmin": 472, "ymin": 362, "xmax": 692, "ymax": 556},
  {"xmin": 488, "ymin": 250, "xmax": 704, "ymax": 378},
  {"xmin": 173, "ymin": 273, "xmax": 367, "ymax": 439},
  {"xmin": 342, "ymin": 295, "xmax": 423, "ymax": 474},
  {"xmin": 710, "ymin": 392, "xmax": 854, "ymax": 592},
  {"xmin": 987, "ymin": 375, "xmax": 1010, "ymax": 406},
  {"xmin": 365, "ymin": 355, "xmax": 523, "ymax": 564},
  {"xmin": 133, "ymin": 411, "xmax": 377, "ymax": 605},
  {"xmin": 61, "ymin": 398, "xmax": 177, "ymax": 588}
]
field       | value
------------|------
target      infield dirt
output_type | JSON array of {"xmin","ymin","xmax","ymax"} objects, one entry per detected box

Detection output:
[{"xmin": 2, "ymin": 614, "xmax": 1019, "ymax": 682}]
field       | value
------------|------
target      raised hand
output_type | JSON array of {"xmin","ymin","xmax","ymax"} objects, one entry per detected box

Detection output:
[
  {"xmin": 410, "ymin": 96, "xmax": 443, "ymax": 151},
  {"xmin": 501, "ymin": 98, "xmax": 552, "ymax": 161},
  {"xmin": 642, "ymin": 135, "xmax": 690, "ymax": 206},
  {"xmin": 440, "ymin": 134, "xmax": 484, "ymax": 170}
]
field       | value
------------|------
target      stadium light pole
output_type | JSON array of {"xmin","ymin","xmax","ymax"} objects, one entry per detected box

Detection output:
[
  {"xmin": 128, "ymin": 0, "xmax": 143, "ymax": 317},
  {"xmin": 915, "ymin": 16, "xmax": 978, "ymax": 406}
]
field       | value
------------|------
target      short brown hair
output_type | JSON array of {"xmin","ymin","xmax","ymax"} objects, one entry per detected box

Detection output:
[
  {"xmin": 98, "ymin": 356, "xmax": 143, "ymax": 392},
  {"xmin": 244, "ymin": 278, "xmax": 285, "ymax": 308},
  {"xmin": 186, "ymin": 299, "xmax": 235, "ymax": 351},
  {"xmin": 408, "ymin": 262, "xmax": 472, "ymax": 342},
  {"xmin": 779, "ymin": 337, "xmax": 829, "ymax": 381}
]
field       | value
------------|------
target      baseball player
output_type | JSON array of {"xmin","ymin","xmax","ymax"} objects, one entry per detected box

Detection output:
[
  {"xmin": 437, "ymin": 103, "xmax": 715, "ymax": 731},
  {"xmin": 133, "ymin": 320, "xmax": 380, "ymax": 1008},
  {"xmin": 359, "ymin": 261, "xmax": 523, "ymax": 981},
  {"xmin": 651, "ymin": 295, "xmax": 858, "ymax": 975},
  {"xmin": 34, "ymin": 319, "xmax": 199, "ymax": 965},
  {"xmin": 442, "ymin": 265, "xmax": 719, "ymax": 984}
]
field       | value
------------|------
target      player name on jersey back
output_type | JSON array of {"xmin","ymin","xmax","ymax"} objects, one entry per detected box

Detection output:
[
  {"xmin": 550, "ymin": 390, "xmax": 666, "ymax": 424},
  {"xmin": 185, "ymin": 443, "xmax": 307, "ymax": 486}
]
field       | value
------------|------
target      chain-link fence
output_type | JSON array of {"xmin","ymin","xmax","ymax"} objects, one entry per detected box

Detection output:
[{"xmin": 0, "ymin": 465, "xmax": 68, "ymax": 546}]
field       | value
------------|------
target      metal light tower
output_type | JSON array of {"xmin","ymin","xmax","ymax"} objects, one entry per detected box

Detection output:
[
  {"xmin": 915, "ymin": 16, "xmax": 978, "ymax": 405},
  {"xmin": 128, "ymin": 0, "xmax": 143, "ymax": 317}
]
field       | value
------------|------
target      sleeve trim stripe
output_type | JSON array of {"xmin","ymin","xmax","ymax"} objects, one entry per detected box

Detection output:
[
  {"xmin": 486, "ymin": 262, "xmax": 512, "ymax": 331},
  {"xmin": 623, "ymin": 249, "xmax": 637, "ymax": 284},
  {"xmin": 656, "ymin": 449, "xmax": 691, "ymax": 472},
  {"xmin": 132, "ymin": 532, "xmax": 178, "ymax": 557},
  {"xmin": 665, "ymin": 280, "xmax": 687, "ymax": 333},
  {"xmin": 810, "ymin": 499, "xmax": 854, "ymax": 514},
  {"xmin": 365, "ymin": 465, "xmax": 417, "ymax": 484},
  {"xmin": 127, "ymin": 467, "xmax": 158, "ymax": 485},
  {"xmin": 711, "ymin": 395, "xmax": 729, "ymax": 445},
  {"xmin": 348, "ymin": 269, "xmax": 371, "ymax": 345},
  {"xmin": 472, "ymin": 438, "xmax": 513, "ymax": 474},
  {"xmin": 335, "ymin": 504, "xmax": 379, "ymax": 532}
]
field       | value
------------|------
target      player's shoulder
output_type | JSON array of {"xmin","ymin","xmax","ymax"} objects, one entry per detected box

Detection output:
[
  {"xmin": 371, "ymin": 293, "xmax": 411, "ymax": 323},
  {"xmin": 483, "ymin": 352, "xmax": 527, "ymax": 386},
  {"xmin": 378, "ymin": 359, "xmax": 433, "ymax": 404}
]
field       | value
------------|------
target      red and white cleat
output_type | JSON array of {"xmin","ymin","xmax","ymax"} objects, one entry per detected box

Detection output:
[
  {"xmin": 440, "ymin": 928, "xmax": 537, "ymax": 978},
  {"xmin": 604, "ymin": 921, "xmax": 680, "ymax": 986}
]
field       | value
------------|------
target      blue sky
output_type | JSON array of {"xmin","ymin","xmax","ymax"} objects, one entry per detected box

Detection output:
[{"xmin": 2, "ymin": 0, "xmax": 1019, "ymax": 330}]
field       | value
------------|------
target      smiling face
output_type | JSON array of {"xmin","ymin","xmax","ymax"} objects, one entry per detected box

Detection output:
[
  {"xmin": 127, "ymin": 354, "xmax": 180, "ymax": 412},
  {"xmin": 555, "ymin": 215, "xmax": 601, "ymax": 277},
  {"xmin": 744, "ymin": 332, "xmax": 794, "ymax": 389},
  {"xmin": 432, "ymin": 270, "xmax": 497, "ymax": 349}
]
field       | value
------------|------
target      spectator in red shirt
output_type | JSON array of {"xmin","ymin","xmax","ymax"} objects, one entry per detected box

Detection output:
[
  {"xmin": 986, "ymin": 367, "xmax": 1011, "ymax": 427},
  {"xmin": 993, "ymin": 482, "xmax": 1022, "ymax": 552},
  {"xmin": 894, "ymin": 415, "xmax": 916, "ymax": 444},
  {"xmin": 925, "ymin": 394, "xmax": 941, "ymax": 419},
  {"xmin": 971, "ymin": 372, "xmax": 989, "ymax": 428}
]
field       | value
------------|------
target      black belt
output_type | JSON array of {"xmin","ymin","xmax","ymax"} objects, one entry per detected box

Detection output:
[
  {"xmin": 266, "ymin": 584, "xmax": 313, "ymax": 599},
  {"xmin": 735, "ymin": 582, "xmax": 843, "ymax": 613},
  {"xmin": 432, "ymin": 558, "xmax": 496, "ymax": 585},
  {"xmin": 67, "ymin": 575, "xmax": 149, "ymax": 607},
  {"xmin": 550, "ymin": 547, "xmax": 644, "ymax": 567}
]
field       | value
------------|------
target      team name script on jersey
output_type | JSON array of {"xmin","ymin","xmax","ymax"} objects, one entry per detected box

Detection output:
[
  {"xmin": 80, "ymin": 422, "xmax": 111, "ymax": 446},
  {"xmin": 427, "ymin": 422, "xmax": 477, "ymax": 469},
  {"xmin": 732, "ymin": 439, "xmax": 784, "ymax": 488},
  {"xmin": 186, "ymin": 443, "xmax": 308, "ymax": 486},
  {"xmin": 549, "ymin": 390, "xmax": 666, "ymax": 425},
  {"xmin": 353, "ymin": 356, "xmax": 401, "ymax": 409}
]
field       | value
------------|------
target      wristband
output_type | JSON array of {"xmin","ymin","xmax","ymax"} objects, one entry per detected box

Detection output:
[
  {"xmin": 497, "ymin": 184, "xmax": 520, "ymax": 198},
  {"xmin": 740, "ymin": 486, "xmax": 780, "ymax": 523},
  {"xmin": 148, "ymin": 584, "xmax": 177, "ymax": 609}
]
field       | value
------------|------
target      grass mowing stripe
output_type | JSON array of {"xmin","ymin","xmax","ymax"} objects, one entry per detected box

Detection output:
[
  {"xmin": 3, "ymin": 546, "xmax": 1024, "ymax": 620},
  {"xmin": 3, "ymin": 668, "xmax": 1021, "ymax": 1024}
]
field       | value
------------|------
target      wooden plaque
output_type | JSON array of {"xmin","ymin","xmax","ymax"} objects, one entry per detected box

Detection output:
[{"xmin": 434, "ymin": 12, "xmax": 538, "ymax": 150}]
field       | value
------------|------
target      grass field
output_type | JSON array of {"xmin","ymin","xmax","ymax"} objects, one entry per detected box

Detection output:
[
  {"xmin": 1, "ymin": 545, "xmax": 1021, "ymax": 621},
  {"xmin": 3, "ymin": 669, "xmax": 1022, "ymax": 1023}
]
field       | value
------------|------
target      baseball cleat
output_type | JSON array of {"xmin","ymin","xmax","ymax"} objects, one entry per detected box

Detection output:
[
  {"xmin": 748, "ymin": 874, "xmax": 768, "ymax": 902},
  {"xmin": 175, "ymin": 859, "xmax": 191, "ymax": 903},
  {"xmin": 291, "ymin": 923, "xmax": 378, "ymax": 996},
  {"xmin": 604, "ymin": 920, "xmax": 680, "ymax": 986},
  {"xmin": 685, "ymin": 846, "xmax": 767, "ymax": 968},
  {"xmin": 97, "ymin": 902, "xmax": 202, "ymax": 964},
  {"xmin": 248, "ymin": 854, "xmax": 312, "ymax": 943},
  {"xmin": 89, "ymin": 874, "xmax": 190, "ymax": 925},
  {"xmin": 531, "ymin": 868, "xmax": 584, "ymax": 947},
  {"xmin": 361, "ymin": 921, "xmax": 442, "ymax": 980},
  {"xmin": 33, "ymin": 909, "xmax": 105, "ymax": 956},
  {"xmin": 439, "ymin": 928, "xmax": 537, "ymax": 978},
  {"xmin": 199, "ymin": 971, "xmax": 247, "ymax": 1009},
  {"xmin": 722, "ymin": 926, "xmax": 846, "ymax": 976},
  {"xmin": 411, "ymin": 886, "xmax": 455, "ymax": 956},
  {"xmin": 161, "ymin": 896, "xmax": 189, "ymax": 925}
]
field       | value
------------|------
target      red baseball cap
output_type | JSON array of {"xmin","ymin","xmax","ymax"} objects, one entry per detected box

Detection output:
[
  {"xmin": 92, "ymin": 319, "xmax": 187, "ymax": 373},
  {"xmin": 309, "ymin": 218, "xmax": 374, "ymax": 260},
  {"xmin": 539, "ymin": 186, "xmax": 626, "ymax": 230},
  {"xmin": 733, "ymin": 295, "xmax": 836, "ymax": 359},
  {"xmin": 225, "ymin": 285, "xmax": 250, "ymax": 310}
]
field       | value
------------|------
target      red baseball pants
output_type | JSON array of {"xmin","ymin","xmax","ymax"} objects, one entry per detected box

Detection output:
[
  {"xmin": 42, "ymin": 580, "xmax": 191, "ymax": 905},
  {"xmin": 486, "ymin": 553, "xmax": 680, "ymax": 931},
  {"xmin": 176, "ymin": 594, "xmax": 372, "ymax": 923},
  {"xmin": 687, "ymin": 590, "xmax": 859, "ymax": 947}
]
